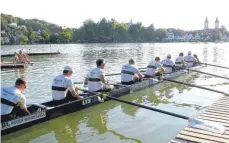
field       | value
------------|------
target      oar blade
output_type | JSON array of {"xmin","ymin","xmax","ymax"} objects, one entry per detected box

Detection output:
[{"xmin": 188, "ymin": 118, "xmax": 226, "ymax": 134}]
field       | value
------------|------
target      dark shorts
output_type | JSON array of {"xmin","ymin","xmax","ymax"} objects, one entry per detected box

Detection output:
[
  {"xmin": 53, "ymin": 91, "xmax": 76, "ymax": 106},
  {"xmin": 95, "ymin": 85, "xmax": 113, "ymax": 92}
]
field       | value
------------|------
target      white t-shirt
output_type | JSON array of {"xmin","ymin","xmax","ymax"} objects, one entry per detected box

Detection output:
[
  {"xmin": 52, "ymin": 75, "xmax": 75, "ymax": 100},
  {"xmin": 1, "ymin": 86, "xmax": 26, "ymax": 115},
  {"xmin": 121, "ymin": 64, "xmax": 138, "ymax": 82},
  {"xmin": 146, "ymin": 61, "xmax": 162, "ymax": 76},
  {"xmin": 161, "ymin": 59, "xmax": 174, "ymax": 73},
  {"xmin": 87, "ymin": 67, "xmax": 105, "ymax": 92},
  {"xmin": 184, "ymin": 55, "xmax": 196, "ymax": 68},
  {"xmin": 175, "ymin": 56, "xmax": 184, "ymax": 67}
]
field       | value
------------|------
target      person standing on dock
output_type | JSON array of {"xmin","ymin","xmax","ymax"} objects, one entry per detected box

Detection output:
[
  {"xmin": 175, "ymin": 52, "xmax": 186, "ymax": 70},
  {"xmin": 161, "ymin": 54, "xmax": 175, "ymax": 74},
  {"xmin": 184, "ymin": 51, "xmax": 197, "ymax": 68},
  {"xmin": 145, "ymin": 57, "xmax": 164, "ymax": 78},
  {"xmin": 1, "ymin": 78, "xmax": 30, "ymax": 121},
  {"xmin": 13, "ymin": 52, "xmax": 19, "ymax": 64},
  {"xmin": 121, "ymin": 59, "xmax": 144, "ymax": 85},
  {"xmin": 84, "ymin": 59, "xmax": 114, "ymax": 92},
  {"xmin": 52, "ymin": 66, "xmax": 83, "ymax": 106}
]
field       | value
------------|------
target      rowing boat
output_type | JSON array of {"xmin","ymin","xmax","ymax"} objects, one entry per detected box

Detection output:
[{"xmin": 1, "ymin": 65, "xmax": 205, "ymax": 135}]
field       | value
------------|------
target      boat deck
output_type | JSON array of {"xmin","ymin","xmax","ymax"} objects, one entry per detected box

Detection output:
[{"xmin": 169, "ymin": 96, "xmax": 229, "ymax": 143}]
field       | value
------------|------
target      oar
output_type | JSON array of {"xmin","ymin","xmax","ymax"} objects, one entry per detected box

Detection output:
[
  {"xmin": 188, "ymin": 69, "xmax": 229, "ymax": 80},
  {"xmin": 163, "ymin": 78, "xmax": 229, "ymax": 96},
  {"xmin": 201, "ymin": 62, "xmax": 229, "ymax": 70},
  {"xmin": 107, "ymin": 96, "xmax": 226, "ymax": 134}
]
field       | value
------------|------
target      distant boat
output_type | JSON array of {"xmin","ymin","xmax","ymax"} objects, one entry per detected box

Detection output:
[{"xmin": 1, "ymin": 51, "xmax": 60, "ymax": 57}]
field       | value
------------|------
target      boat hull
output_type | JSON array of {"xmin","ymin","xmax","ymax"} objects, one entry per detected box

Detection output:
[{"xmin": 1, "ymin": 65, "xmax": 205, "ymax": 135}]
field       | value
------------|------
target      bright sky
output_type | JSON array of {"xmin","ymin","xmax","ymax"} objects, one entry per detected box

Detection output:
[{"xmin": 1, "ymin": 0, "xmax": 228, "ymax": 30}]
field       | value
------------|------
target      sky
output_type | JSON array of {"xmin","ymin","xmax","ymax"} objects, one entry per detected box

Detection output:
[{"xmin": 1, "ymin": 0, "xmax": 229, "ymax": 30}]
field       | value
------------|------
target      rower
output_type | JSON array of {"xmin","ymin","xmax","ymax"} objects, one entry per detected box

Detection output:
[
  {"xmin": 145, "ymin": 57, "xmax": 164, "ymax": 78},
  {"xmin": 184, "ymin": 51, "xmax": 197, "ymax": 68},
  {"xmin": 193, "ymin": 54, "xmax": 200, "ymax": 66},
  {"xmin": 121, "ymin": 59, "xmax": 144, "ymax": 85},
  {"xmin": 84, "ymin": 59, "xmax": 114, "ymax": 92},
  {"xmin": 161, "ymin": 54, "xmax": 175, "ymax": 74},
  {"xmin": 175, "ymin": 52, "xmax": 186, "ymax": 70},
  {"xmin": 52, "ymin": 66, "xmax": 83, "ymax": 106},
  {"xmin": 18, "ymin": 50, "xmax": 29, "ymax": 64},
  {"xmin": 13, "ymin": 52, "xmax": 19, "ymax": 64},
  {"xmin": 1, "ymin": 78, "xmax": 30, "ymax": 121}
]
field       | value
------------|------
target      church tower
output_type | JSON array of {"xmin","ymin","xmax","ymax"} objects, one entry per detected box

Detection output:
[
  {"xmin": 204, "ymin": 17, "xmax": 209, "ymax": 30},
  {"xmin": 215, "ymin": 17, "xmax": 219, "ymax": 29}
]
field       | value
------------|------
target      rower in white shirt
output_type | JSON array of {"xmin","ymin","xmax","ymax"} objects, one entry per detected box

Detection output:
[
  {"xmin": 145, "ymin": 57, "xmax": 164, "ymax": 78},
  {"xmin": 121, "ymin": 59, "xmax": 144, "ymax": 85},
  {"xmin": 161, "ymin": 54, "xmax": 175, "ymax": 74},
  {"xmin": 1, "ymin": 78, "xmax": 30, "ymax": 121},
  {"xmin": 84, "ymin": 59, "xmax": 114, "ymax": 92},
  {"xmin": 184, "ymin": 51, "xmax": 197, "ymax": 68},
  {"xmin": 175, "ymin": 52, "xmax": 186, "ymax": 70},
  {"xmin": 52, "ymin": 66, "xmax": 83, "ymax": 106}
]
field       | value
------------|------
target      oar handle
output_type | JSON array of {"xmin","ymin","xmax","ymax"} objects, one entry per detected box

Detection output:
[
  {"xmin": 107, "ymin": 96, "xmax": 188, "ymax": 120},
  {"xmin": 163, "ymin": 78, "xmax": 229, "ymax": 96}
]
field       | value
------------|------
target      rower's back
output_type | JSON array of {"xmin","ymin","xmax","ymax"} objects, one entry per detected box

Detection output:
[
  {"xmin": 161, "ymin": 58, "xmax": 174, "ymax": 74},
  {"xmin": 86, "ymin": 67, "xmax": 104, "ymax": 92},
  {"xmin": 52, "ymin": 75, "xmax": 74, "ymax": 100},
  {"xmin": 1, "ymin": 86, "xmax": 24, "ymax": 116},
  {"xmin": 121, "ymin": 64, "xmax": 138, "ymax": 82},
  {"xmin": 184, "ymin": 55, "xmax": 196, "ymax": 68},
  {"xmin": 146, "ymin": 61, "xmax": 161, "ymax": 76},
  {"xmin": 175, "ymin": 56, "xmax": 184, "ymax": 69}
]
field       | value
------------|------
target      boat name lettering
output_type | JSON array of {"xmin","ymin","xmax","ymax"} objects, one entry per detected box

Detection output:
[
  {"xmin": 82, "ymin": 98, "xmax": 91, "ymax": 105},
  {"xmin": 1, "ymin": 111, "xmax": 46, "ymax": 130}
]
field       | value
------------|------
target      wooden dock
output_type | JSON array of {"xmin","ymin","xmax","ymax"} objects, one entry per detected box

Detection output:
[
  {"xmin": 170, "ymin": 96, "xmax": 229, "ymax": 143},
  {"xmin": 1, "ymin": 51, "xmax": 60, "ymax": 57}
]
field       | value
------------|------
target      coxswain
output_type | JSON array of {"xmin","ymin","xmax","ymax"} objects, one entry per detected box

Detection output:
[
  {"xmin": 84, "ymin": 59, "xmax": 114, "ymax": 92},
  {"xmin": 145, "ymin": 57, "xmax": 164, "ymax": 78},
  {"xmin": 121, "ymin": 59, "xmax": 144, "ymax": 85},
  {"xmin": 52, "ymin": 66, "xmax": 83, "ymax": 106},
  {"xmin": 1, "ymin": 78, "xmax": 30, "ymax": 121},
  {"xmin": 161, "ymin": 54, "xmax": 175, "ymax": 74},
  {"xmin": 184, "ymin": 51, "xmax": 197, "ymax": 68},
  {"xmin": 175, "ymin": 52, "xmax": 186, "ymax": 70}
]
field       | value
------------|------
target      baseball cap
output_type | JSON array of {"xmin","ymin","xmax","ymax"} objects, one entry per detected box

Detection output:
[{"xmin": 64, "ymin": 65, "xmax": 74, "ymax": 73}]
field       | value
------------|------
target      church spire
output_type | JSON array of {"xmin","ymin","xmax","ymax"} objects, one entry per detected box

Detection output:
[
  {"xmin": 215, "ymin": 17, "xmax": 219, "ymax": 29},
  {"xmin": 204, "ymin": 17, "xmax": 209, "ymax": 30}
]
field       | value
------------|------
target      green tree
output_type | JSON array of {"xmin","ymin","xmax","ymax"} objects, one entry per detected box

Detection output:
[
  {"xmin": 20, "ymin": 35, "xmax": 29, "ymax": 45},
  {"xmin": 60, "ymin": 28, "xmax": 73, "ymax": 43},
  {"xmin": 41, "ymin": 29, "xmax": 51, "ymax": 43}
]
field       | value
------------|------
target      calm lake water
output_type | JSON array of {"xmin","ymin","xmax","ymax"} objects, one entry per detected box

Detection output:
[{"xmin": 1, "ymin": 43, "xmax": 229, "ymax": 143}]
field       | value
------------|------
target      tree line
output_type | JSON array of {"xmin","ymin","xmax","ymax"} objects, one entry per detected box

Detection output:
[{"xmin": 1, "ymin": 13, "xmax": 166, "ymax": 45}]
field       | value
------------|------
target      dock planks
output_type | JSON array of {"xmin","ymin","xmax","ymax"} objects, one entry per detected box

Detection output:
[{"xmin": 170, "ymin": 96, "xmax": 229, "ymax": 143}]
